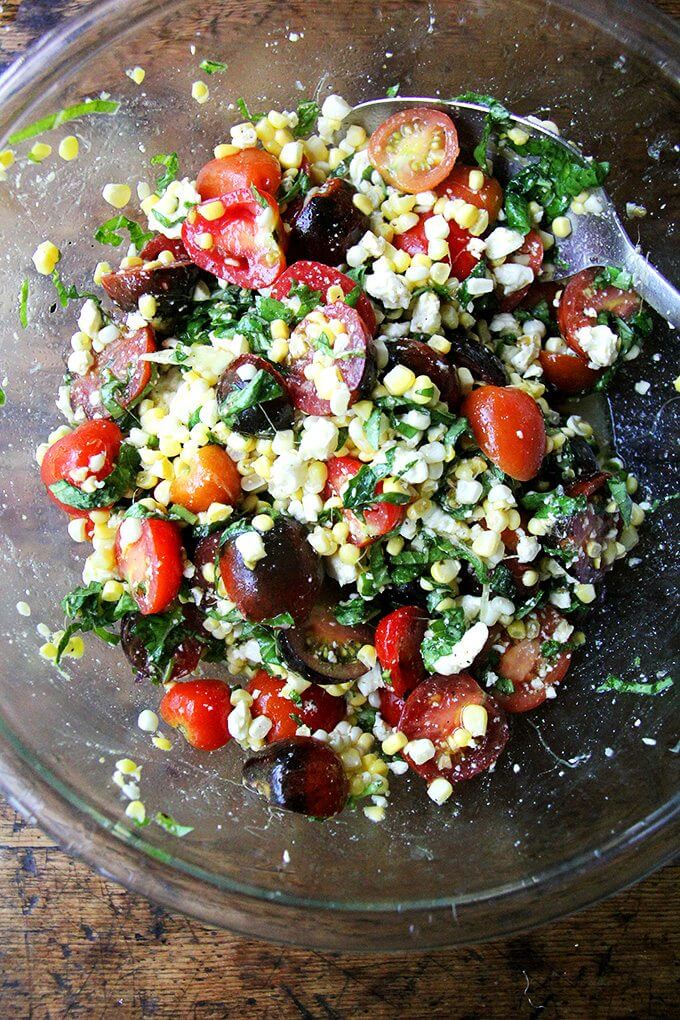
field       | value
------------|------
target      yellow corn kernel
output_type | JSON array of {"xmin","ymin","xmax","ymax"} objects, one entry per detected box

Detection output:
[
  {"xmin": 507, "ymin": 126, "xmax": 529, "ymax": 145},
  {"xmin": 469, "ymin": 209, "xmax": 489, "ymax": 237},
  {"xmin": 101, "ymin": 580, "xmax": 125, "ymax": 602},
  {"xmin": 411, "ymin": 253, "xmax": 432, "ymax": 269},
  {"xmin": 552, "ymin": 216, "xmax": 572, "ymax": 238},
  {"xmin": 506, "ymin": 619, "xmax": 527, "ymax": 640},
  {"xmin": 386, "ymin": 536, "xmax": 404, "ymax": 556},
  {"xmin": 407, "ymin": 498, "xmax": 432, "ymax": 521},
  {"xmin": 326, "ymin": 284, "xmax": 345, "ymax": 303},
  {"xmin": 428, "ymin": 335, "xmax": 451, "ymax": 356},
  {"xmin": 120, "ymin": 255, "xmax": 143, "ymax": 270},
  {"xmin": 201, "ymin": 199, "xmax": 226, "ymax": 221},
  {"xmin": 431, "ymin": 560, "xmax": 458, "ymax": 585},
  {"xmin": 574, "ymin": 583, "xmax": 596, "ymax": 604},
  {"xmin": 392, "ymin": 249, "xmax": 411, "ymax": 273},
  {"xmin": 522, "ymin": 569, "xmax": 539, "ymax": 586},
  {"xmin": 430, "ymin": 261, "xmax": 451, "ymax": 286},
  {"xmin": 353, "ymin": 193, "xmax": 374, "ymax": 217},
  {"xmin": 428, "ymin": 238, "xmax": 450, "ymax": 262},
  {"xmin": 269, "ymin": 338, "xmax": 289, "ymax": 363},
  {"xmin": 214, "ymin": 143, "xmax": 239, "ymax": 158},
  {"xmin": 93, "ymin": 261, "xmax": 112, "ymax": 285},
  {"xmin": 126, "ymin": 800, "xmax": 146, "ymax": 823},
  {"xmin": 192, "ymin": 81, "xmax": 210, "ymax": 104},
  {"xmin": 468, "ymin": 168, "xmax": 485, "ymax": 191},
  {"xmin": 267, "ymin": 110, "xmax": 288, "ymax": 130},
  {"xmin": 306, "ymin": 461, "xmax": 328, "ymax": 493},
  {"xmin": 126, "ymin": 66, "xmax": 146, "ymax": 85},
  {"xmin": 345, "ymin": 124, "xmax": 367, "ymax": 148},
  {"xmin": 630, "ymin": 504, "xmax": 645, "ymax": 527},
  {"xmin": 382, "ymin": 731, "xmax": 408, "ymax": 756},
  {"xmin": 138, "ymin": 294, "xmax": 157, "ymax": 320},
  {"xmin": 0, "ymin": 149, "xmax": 15, "ymax": 169},
  {"xmin": 29, "ymin": 142, "xmax": 52, "ymax": 162},
  {"xmin": 270, "ymin": 318, "xmax": 291, "ymax": 341},
  {"xmin": 274, "ymin": 128, "xmax": 294, "ymax": 147},
  {"xmin": 58, "ymin": 135, "xmax": 79, "ymax": 161},
  {"xmin": 279, "ymin": 141, "xmax": 304, "ymax": 169},
  {"xmin": 196, "ymin": 231, "xmax": 214, "ymax": 250},
  {"xmin": 102, "ymin": 183, "xmax": 131, "ymax": 209},
  {"xmin": 384, "ymin": 364, "xmax": 416, "ymax": 397},
  {"xmin": 338, "ymin": 543, "xmax": 361, "ymax": 565},
  {"xmin": 32, "ymin": 240, "xmax": 61, "ymax": 276},
  {"xmin": 152, "ymin": 736, "xmax": 172, "ymax": 751},
  {"xmin": 409, "ymin": 374, "xmax": 436, "ymax": 406},
  {"xmin": 331, "ymin": 521, "xmax": 350, "ymax": 543}
]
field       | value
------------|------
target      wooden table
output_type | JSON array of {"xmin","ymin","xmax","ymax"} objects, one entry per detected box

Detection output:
[{"xmin": 1, "ymin": 2, "xmax": 678, "ymax": 1016}]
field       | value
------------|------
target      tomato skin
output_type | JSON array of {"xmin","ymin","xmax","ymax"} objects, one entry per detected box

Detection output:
[
  {"xmin": 140, "ymin": 234, "xmax": 190, "ymax": 261},
  {"xmin": 494, "ymin": 607, "xmax": 572, "ymax": 713},
  {"xmin": 270, "ymin": 261, "xmax": 377, "ymax": 335},
  {"xmin": 69, "ymin": 326, "xmax": 156, "ymax": 421},
  {"xmin": 558, "ymin": 267, "xmax": 641, "ymax": 358},
  {"xmin": 462, "ymin": 385, "xmax": 546, "ymax": 482},
  {"xmin": 196, "ymin": 149, "xmax": 282, "ymax": 200},
  {"xmin": 325, "ymin": 455, "xmax": 405, "ymax": 547},
  {"xmin": 159, "ymin": 678, "xmax": 232, "ymax": 751},
  {"xmin": 393, "ymin": 214, "xmax": 479, "ymax": 281},
  {"xmin": 182, "ymin": 189, "xmax": 286, "ymax": 289},
  {"xmin": 539, "ymin": 350, "xmax": 601, "ymax": 394},
  {"xmin": 115, "ymin": 518, "xmax": 184, "ymax": 615},
  {"xmin": 40, "ymin": 420, "xmax": 123, "ymax": 517},
  {"xmin": 375, "ymin": 606, "xmax": 428, "ymax": 698},
  {"xmin": 498, "ymin": 230, "xmax": 544, "ymax": 311},
  {"xmin": 169, "ymin": 445, "xmax": 241, "ymax": 513},
  {"xmin": 368, "ymin": 108, "xmax": 460, "ymax": 193},
  {"xmin": 437, "ymin": 164, "xmax": 504, "ymax": 221},
  {"xmin": 379, "ymin": 688, "xmax": 406, "ymax": 728},
  {"xmin": 247, "ymin": 671, "xmax": 346, "ymax": 742},
  {"xmin": 399, "ymin": 673, "xmax": 509, "ymax": 783}
]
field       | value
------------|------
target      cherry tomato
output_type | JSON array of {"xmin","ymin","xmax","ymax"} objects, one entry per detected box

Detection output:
[
  {"xmin": 566, "ymin": 471, "xmax": 611, "ymax": 499},
  {"xmin": 139, "ymin": 234, "xmax": 190, "ymax": 261},
  {"xmin": 159, "ymin": 678, "xmax": 232, "ymax": 751},
  {"xmin": 399, "ymin": 673, "xmax": 509, "ymax": 783},
  {"xmin": 437, "ymin": 163, "xmax": 504, "ymax": 221},
  {"xmin": 494, "ymin": 607, "xmax": 572, "ymax": 713},
  {"xmin": 115, "ymin": 517, "xmax": 184, "ymax": 615},
  {"xmin": 216, "ymin": 354, "xmax": 293, "ymax": 436},
  {"xmin": 120, "ymin": 608, "xmax": 203, "ymax": 682},
  {"xmin": 280, "ymin": 590, "xmax": 374, "ymax": 684},
  {"xmin": 285, "ymin": 302, "xmax": 372, "ymax": 415},
  {"xmin": 498, "ymin": 230, "xmax": 544, "ymax": 312},
  {"xmin": 539, "ymin": 350, "xmax": 601, "ymax": 394},
  {"xmin": 288, "ymin": 178, "xmax": 370, "ymax": 266},
  {"xmin": 368, "ymin": 108, "xmax": 459, "ymax": 194},
  {"xmin": 243, "ymin": 736, "xmax": 348, "ymax": 817},
  {"xmin": 70, "ymin": 326, "xmax": 155, "ymax": 421},
  {"xmin": 462, "ymin": 385, "xmax": 546, "ymax": 482},
  {"xmin": 40, "ymin": 419, "xmax": 123, "ymax": 517},
  {"xmin": 196, "ymin": 149, "xmax": 282, "ymax": 200},
  {"xmin": 247, "ymin": 671, "xmax": 346, "ymax": 742},
  {"xmin": 325, "ymin": 455, "xmax": 405, "ymax": 547},
  {"xmin": 182, "ymin": 189, "xmax": 286, "ymax": 289},
  {"xmin": 558, "ymin": 267, "xmax": 641, "ymax": 358},
  {"xmin": 393, "ymin": 214, "xmax": 480, "ymax": 281},
  {"xmin": 386, "ymin": 336, "xmax": 460, "ymax": 409},
  {"xmin": 375, "ymin": 606, "xmax": 428, "ymax": 698},
  {"xmin": 270, "ymin": 260, "xmax": 377, "ymax": 335},
  {"xmin": 169, "ymin": 444, "xmax": 241, "ymax": 514},
  {"xmin": 379, "ymin": 688, "xmax": 406, "ymax": 728}
]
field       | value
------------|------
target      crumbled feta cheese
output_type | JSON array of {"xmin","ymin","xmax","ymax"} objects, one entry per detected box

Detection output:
[
  {"xmin": 234, "ymin": 530, "xmax": 266, "ymax": 567},
  {"xmin": 433, "ymin": 622, "xmax": 490, "ymax": 674},
  {"xmin": 634, "ymin": 380, "xmax": 651, "ymax": 395},
  {"xmin": 365, "ymin": 266, "xmax": 411, "ymax": 309},
  {"xmin": 493, "ymin": 263, "xmax": 534, "ymax": 295},
  {"xmin": 299, "ymin": 416, "xmax": 338, "ymax": 460},
  {"xmin": 465, "ymin": 276, "xmax": 494, "ymax": 296},
  {"xmin": 516, "ymin": 532, "xmax": 541, "ymax": 563},
  {"xmin": 574, "ymin": 323, "xmax": 619, "ymax": 369},
  {"xmin": 410, "ymin": 291, "xmax": 441, "ymax": 334},
  {"xmin": 484, "ymin": 227, "xmax": 525, "ymax": 261}
]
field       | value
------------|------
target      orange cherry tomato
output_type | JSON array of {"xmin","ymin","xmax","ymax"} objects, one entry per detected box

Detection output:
[
  {"xmin": 368, "ymin": 108, "xmax": 460, "ymax": 194},
  {"xmin": 437, "ymin": 163, "xmax": 504, "ymax": 221},
  {"xmin": 494, "ymin": 607, "xmax": 573, "ymax": 713},
  {"xmin": 325, "ymin": 455, "xmax": 406, "ymax": 547},
  {"xmin": 196, "ymin": 149, "xmax": 282, "ymax": 200},
  {"xmin": 169, "ymin": 445, "xmax": 241, "ymax": 514},
  {"xmin": 375, "ymin": 606, "xmax": 428, "ymax": 698},
  {"xmin": 40, "ymin": 419, "xmax": 123, "ymax": 517},
  {"xmin": 558, "ymin": 267, "xmax": 641, "ymax": 359},
  {"xmin": 247, "ymin": 671, "xmax": 346, "ymax": 742},
  {"xmin": 115, "ymin": 517, "xmax": 184, "ymax": 615},
  {"xmin": 539, "ymin": 349, "xmax": 601, "ymax": 394},
  {"xmin": 462, "ymin": 385, "xmax": 546, "ymax": 482},
  {"xmin": 160, "ymin": 678, "xmax": 233, "ymax": 750}
]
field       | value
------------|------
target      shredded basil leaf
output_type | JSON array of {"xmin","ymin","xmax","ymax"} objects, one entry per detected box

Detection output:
[
  {"xmin": 19, "ymin": 278, "xmax": 29, "ymax": 328},
  {"xmin": 199, "ymin": 59, "xmax": 227, "ymax": 74},
  {"xmin": 218, "ymin": 368, "xmax": 283, "ymax": 426},
  {"xmin": 333, "ymin": 596, "xmax": 381, "ymax": 626},
  {"xmin": 236, "ymin": 97, "xmax": 264, "ymax": 123},
  {"xmin": 9, "ymin": 99, "xmax": 120, "ymax": 144},
  {"xmin": 421, "ymin": 608, "xmax": 466, "ymax": 673},
  {"xmin": 153, "ymin": 812, "xmax": 194, "ymax": 837},
  {"xmin": 278, "ymin": 170, "xmax": 311, "ymax": 205},
  {"xmin": 95, "ymin": 215, "xmax": 153, "ymax": 249},
  {"xmin": 386, "ymin": 84, "xmax": 400, "ymax": 98},
  {"xmin": 597, "ymin": 675, "xmax": 673, "ymax": 696},
  {"xmin": 150, "ymin": 152, "xmax": 179, "ymax": 195},
  {"xmin": 607, "ymin": 476, "xmax": 633, "ymax": 526},
  {"xmin": 593, "ymin": 265, "xmax": 634, "ymax": 292},
  {"xmin": 293, "ymin": 100, "xmax": 320, "ymax": 139}
]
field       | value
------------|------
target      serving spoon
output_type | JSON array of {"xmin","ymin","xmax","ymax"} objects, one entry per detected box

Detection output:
[{"xmin": 350, "ymin": 97, "xmax": 680, "ymax": 329}]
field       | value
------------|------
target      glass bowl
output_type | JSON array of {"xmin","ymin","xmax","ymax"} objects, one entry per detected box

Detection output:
[{"xmin": 0, "ymin": 0, "xmax": 677, "ymax": 950}]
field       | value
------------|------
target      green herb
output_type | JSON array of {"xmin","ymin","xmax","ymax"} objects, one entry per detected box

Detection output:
[
  {"xmin": 150, "ymin": 152, "xmax": 179, "ymax": 195},
  {"xmin": 293, "ymin": 100, "xmax": 320, "ymax": 139},
  {"xmin": 347, "ymin": 777, "xmax": 386, "ymax": 808},
  {"xmin": 594, "ymin": 308, "xmax": 652, "ymax": 391},
  {"xmin": 421, "ymin": 609, "xmax": 466, "ymax": 673},
  {"xmin": 49, "ymin": 444, "xmax": 140, "ymax": 510},
  {"xmin": 121, "ymin": 607, "xmax": 199, "ymax": 682},
  {"xmin": 8, "ymin": 99, "xmax": 120, "ymax": 144},
  {"xmin": 100, "ymin": 370, "xmax": 127, "ymax": 418},
  {"xmin": 364, "ymin": 408, "xmax": 383, "ymax": 448},
  {"xmin": 649, "ymin": 492, "xmax": 680, "ymax": 513},
  {"xmin": 597, "ymin": 675, "xmax": 673, "ymax": 696},
  {"xmin": 342, "ymin": 450, "xmax": 409, "ymax": 511},
  {"xmin": 357, "ymin": 542, "xmax": 390, "ymax": 598},
  {"xmin": 250, "ymin": 184, "xmax": 269, "ymax": 208},
  {"xmin": 287, "ymin": 280, "xmax": 323, "ymax": 317},
  {"xmin": 522, "ymin": 488, "xmax": 587, "ymax": 521},
  {"xmin": 515, "ymin": 299, "xmax": 554, "ymax": 330},
  {"xmin": 278, "ymin": 170, "xmax": 311, "ymax": 205},
  {"xmin": 489, "ymin": 563, "xmax": 516, "ymax": 599},
  {"xmin": 607, "ymin": 476, "xmax": 632, "ymax": 526},
  {"xmin": 255, "ymin": 294, "xmax": 294, "ymax": 324},
  {"xmin": 218, "ymin": 368, "xmax": 284, "ymax": 426},
  {"xmin": 50, "ymin": 270, "xmax": 98, "ymax": 308},
  {"xmin": 541, "ymin": 639, "xmax": 562, "ymax": 660},
  {"xmin": 168, "ymin": 504, "xmax": 199, "ymax": 525},
  {"xmin": 593, "ymin": 265, "xmax": 634, "ymax": 292},
  {"xmin": 515, "ymin": 589, "xmax": 547, "ymax": 619},
  {"xmin": 0, "ymin": 387, "xmax": 4, "ymax": 408},
  {"xmin": 494, "ymin": 676, "xmax": 515, "ymax": 695},
  {"xmin": 199, "ymin": 59, "xmax": 227, "ymax": 74},
  {"xmin": 217, "ymin": 517, "xmax": 257, "ymax": 548},
  {"xmin": 95, "ymin": 215, "xmax": 153, "ymax": 249},
  {"xmin": 456, "ymin": 260, "xmax": 490, "ymax": 306},
  {"xmin": 386, "ymin": 84, "xmax": 400, "ymax": 98},
  {"xmin": 355, "ymin": 706, "xmax": 378, "ymax": 732},
  {"xmin": 264, "ymin": 611, "xmax": 295, "ymax": 629},
  {"xmin": 288, "ymin": 689, "xmax": 303, "ymax": 707},
  {"xmin": 333, "ymin": 596, "xmax": 381, "ymax": 626},
  {"xmin": 443, "ymin": 417, "xmax": 470, "ymax": 446},
  {"xmin": 56, "ymin": 581, "xmax": 137, "ymax": 664},
  {"xmin": 153, "ymin": 812, "xmax": 194, "ymax": 837},
  {"xmin": 236, "ymin": 97, "xmax": 264, "ymax": 123},
  {"xmin": 19, "ymin": 278, "xmax": 29, "ymax": 328},
  {"xmin": 452, "ymin": 92, "xmax": 510, "ymax": 173}
]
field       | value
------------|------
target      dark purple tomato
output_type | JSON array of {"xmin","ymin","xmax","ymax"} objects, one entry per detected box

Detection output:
[
  {"xmin": 288, "ymin": 178, "xmax": 369, "ymax": 265},
  {"xmin": 280, "ymin": 590, "xmax": 374, "ymax": 684},
  {"xmin": 192, "ymin": 531, "xmax": 223, "ymax": 591},
  {"xmin": 242, "ymin": 736, "xmax": 349, "ymax": 817},
  {"xmin": 101, "ymin": 245, "xmax": 199, "ymax": 322},
  {"xmin": 555, "ymin": 507, "xmax": 611, "ymax": 583},
  {"xmin": 219, "ymin": 517, "xmax": 323, "ymax": 623},
  {"xmin": 387, "ymin": 336, "xmax": 460, "ymax": 410},
  {"xmin": 120, "ymin": 611, "xmax": 203, "ymax": 682},
  {"xmin": 448, "ymin": 335, "xmax": 508, "ymax": 386},
  {"xmin": 216, "ymin": 354, "xmax": 293, "ymax": 435}
]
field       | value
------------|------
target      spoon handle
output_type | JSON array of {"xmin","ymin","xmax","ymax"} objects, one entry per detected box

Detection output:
[{"xmin": 621, "ymin": 243, "xmax": 680, "ymax": 330}]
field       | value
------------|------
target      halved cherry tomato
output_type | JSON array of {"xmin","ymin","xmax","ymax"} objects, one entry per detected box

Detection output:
[
  {"xmin": 169, "ymin": 444, "xmax": 241, "ymax": 514},
  {"xmin": 159, "ymin": 678, "xmax": 232, "ymax": 751},
  {"xmin": 539, "ymin": 349, "xmax": 601, "ymax": 394},
  {"xmin": 393, "ymin": 214, "xmax": 480, "ymax": 281},
  {"xmin": 494, "ymin": 607, "xmax": 572, "ymax": 713},
  {"xmin": 558, "ymin": 267, "xmax": 641, "ymax": 359},
  {"xmin": 196, "ymin": 149, "xmax": 282, "ymax": 200},
  {"xmin": 285, "ymin": 302, "xmax": 372, "ymax": 415},
  {"xmin": 139, "ymin": 234, "xmax": 191, "ymax": 261},
  {"xmin": 368, "ymin": 108, "xmax": 459, "ymax": 194},
  {"xmin": 280, "ymin": 589, "xmax": 374, "ymax": 684},
  {"xmin": 462, "ymin": 385, "xmax": 546, "ymax": 481},
  {"xmin": 375, "ymin": 606, "xmax": 428, "ymax": 698},
  {"xmin": 69, "ymin": 326, "xmax": 155, "ymax": 421},
  {"xmin": 498, "ymin": 230, "xmax": 544, "ymax": 311},
  {"xmin": 566, "ymin": 471, "xmax": 611, "ymax": 498},
  {"xmin": 325, "ymin": 455, "xmax": 405, "ymax": 547},
  {"xmin": 379, "ymin": 688, "xmax": 406, "ymax": 728},
  {"xmin": 247, "ymin": 671, "xmax": 346, "ymax": 742},
  {"xmin": 437, "ymin": 163, "xmax": 504, "ymax": 221},
  {"xmin": 40, "ymin": 419, "xmax": 123, "ymax": 517},
  {"xmin": 270, "ymin": 261, "xmax": 377, "ymax": 335},
  {"xmin": 182, "ymin": 189, "xmax": 286, "ymax": 289},
  {"xmin": 115, "ymin": 517, "xmax": 184, "ymax": 615},
  {"xmin": 399, "ymin": 673, "xmax": 509, "ymax": 783}
]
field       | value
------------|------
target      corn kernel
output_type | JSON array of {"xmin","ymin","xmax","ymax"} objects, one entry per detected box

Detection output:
[
  {"xmin": 382, "ymin": 731, "xmax": 408, "ymax": 756},
  {"xmin": 472, "ymin": 530, "xmax": 501, "ymax": 558},
  {"xmin": 353, "ymin": 193, "xmax": 374, "ymax": 217},
  {"xmin": 468, "ymin": 169, "xmax": 485, "ymax": 191},
  {"xmin": 386, "ymin": 536, "xmax": 404, "ymax": 556},
  {"xmin": 270, "ymin": 318, "xmax": 290, "ymax": 341},
  {"xmin": 411, "ymin": 253, "xmax": 432, "ymax": 269},
  {"xmin": 0, "ymin": 149, "xmax": 15, "ymax": 169},
  {"xmin": 58, "ymin": 135, "xmax": 79, "ymax": 161},
  {"xmin": 214, "ymin": 143, "xmax": 239, "ymax": 158},
  {"xmin": 338, "ymin": 543, "xmax": 361, "ymax": 566},
  {"xmin": 102, "ymin": 183, "xmax": 131, "ymax": 209},
  {"xmin": 126, "ymin": 65, "xmax": 146, "ymax": 84},
  {"xmin": 32, "ymin": 240, "xmax": 60, "ymax": 275},
  {"xmin": 274, "ymin": 128, "xmax": 294, "ymax": 147},
  {"xmin": 430, "ymin": 261, "xmax": 451, "ymax": 286},
  {"xmin": 196, "ymin": 231, "xmax": 214, "ymax": 250},
  {"xmin": 363, "ymin": 805, "xmax": 385, "ymax": 823},
  {"xmin": 428, "ymin": 335, "xmax": 451, "ymax": 355},
  {"xmin": 507, "ymin": 126, "xmax": 529, "ymax": 145},
  {"xmin": 552, "ymin": 216, "xmax": 572, "ymax": 238},
  {"xmin": 332, "ymin": 521, "xmax": 350, "ymax": 543},
  {"xmin": 93, "ymin": 261, "xmax": 112, "ymax": 285},
  {"xmin": 29, "ymin": 142, "xmax": 52, "ymax": 162},
  {"xmin": 192, "ymin": 80, "xmax": 210, "ymax": 104},
  {"xmin": 279, "ymin": 140, "xmax": 304, "ymax": 169},
  {"xmin": 431, "ymin": 560, "xmax": 458, "ymax": 585},
  {"xmin": 427, "ymin": 777, "xmax": 454, "ymax": 805},
  {"xmin": 201, "ymin": 199, "xmax": 226, "ymax": 221},
  {"xmin": 392, "ymin": 249, "xmax": 411, "ymax": 273},
  {"xmin": 269, "ymin": 338, "xmax": 289, "ymax": 363},
  {"xmin": 101, "ymin": 580, "xmax": 125, "ymax": 602},
  {"xmin": 125, "ymin": 800, "xmax": 146, "ymax": 823},
  {"xmin": 345, "ymin": 124, "xmax": 367, "ymax": 148},
  {"xmin": 138, "ymin": 294, "xmax": 157, "ymax": 320},
  {"xmin": 384, "ymin": 364, "xmax": 416, "ymax": 396},
  {"xmin": 574, "ymin": 583, "xmax": 596, "ymax": 604},
  {"xmin": 522, "ymin": 570, "xmax": 539, "ymax": 586}
]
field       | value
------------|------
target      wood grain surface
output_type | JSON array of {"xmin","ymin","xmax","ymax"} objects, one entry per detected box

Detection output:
[{"xmin": 1, "ymin": 1, "xmax": 678, "ymax": 1017}]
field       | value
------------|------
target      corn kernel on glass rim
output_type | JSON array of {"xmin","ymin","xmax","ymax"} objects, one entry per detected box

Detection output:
[{"xmin": 0, "ymin": 0, "xmax": 677, "ymax": 950}]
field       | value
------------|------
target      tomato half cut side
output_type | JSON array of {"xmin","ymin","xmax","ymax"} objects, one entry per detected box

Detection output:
[
  {"xmin": 462, "ymin": 385, "xmax": 546, "ymax": 482},
  {"xmin": 539, "ymin": 350, "xmax": 601, "ymax": 394},
  {"xmin": 247, "ymin": 671, "xmax": 346, "ymax": 741},
  {"xmin": 115, "ymin": 517, "xmax": 184, "ymax": 615},
  {"xmin": 270, "ymin": 260, "xmax": 377, "ymax": 335},
  {"xmin": 280, "ymin": 589, "xmax": 374, "ymax": 684},
  {"xmin": 182, "ymin": 188, "xmax": 286, "ymax": 289},
  {"xmin": 368, "ymin": 108, "xmax": 459, "ymax": 193},
  {"xmin": 558, "ymin": 267, "xmax": 641, "ymax": 357},
  {"xmin": 169, "ymin": 444, "xmax": 241, "ymax": 513},
  {"xmin": 325, "ymin": 455, "xmax": 406, "ymax": 547},
  {"xmin": 139, "ymin": 234, "xmax": 190, "ymax": 261},
  {"xmin": 70, "ymin": 326, "xmax": 156, "ymax": 421},
  {"xmin": 437, "ymin": 164, "xmax": 504, "ymax": 222},
  {"xmin": 379, "ymin": 688, "xmax": 406, "ymax": 729},
  {"xmin": 494, "ymin": 607, "xmax": 573, "ymax": 713},
  {"xmin": 40, "ymin": 419, "xmax": 123, "ymax": 516},
  {"xmin": 399, "ymin": 673, "xmax": 509, "ymax": 783},
  {"xmin": 375, "ymin": 606, "xmax": 428, "ymax": 698},
  {"xmin": 196, "ymin": 149, "xmax": 282, "ymax": 200},
  {"xmin": 498, "ymin": 230, "xmax": 545, "ymax": 311},
  {"xmin": 160, "ymin": 678, "xmax": 233, "ymax": 751}
]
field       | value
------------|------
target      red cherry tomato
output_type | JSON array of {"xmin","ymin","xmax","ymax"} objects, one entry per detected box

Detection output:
[
  {"xmin": 566, "ymin": 471, "xmax": 611, "ymax": 498},
  {"xmin": 247, "ymin": 671, "xmax": 345, "ymax": 742},
  {"xmin": 115, "ymin": 518, "xmax": 184, "ymax": 615},
  {"xmin": 399, "ymin": 673, "xmax": 509, "ymax": 783},
  {"xmin": 437, "ymin": 163, "xmax": 504, "ymax": 221},
  {"xmin": 270, "ymin": 260, "xmax": 377, "ymax": 335},
  {"xmin": 539, "ymin": 350, "xmax": 601, "ymax": 394},
  {"xmin": 169, "ymin": 444, "xmax": 241, "ymax": 513},
  {"xmin": 498, "ymin": 230, "xmax": 544, "ymax": 311},
  {"xmin": 558, "ymin": 267, "xmax": 641, "ymax": 358},
  {"xmin": 182, "ymin": 189, "xmax": 286, "ymax": 289},
  {"xmin": 375, "ymin": 606, "xmax": 428, "ymax": 698},
  {"xmin": 139, "ymin": 234, "xmax": 190, "ymax": 261},
  {"xmin": 40, "ymin": 419, "xmax": 123, "ymax": 517},
  {"xmin": 516, "ymin": 279, "xmax": 560, "ymax": 314},
  {"xmin": 69, "ymin": 326, "xmax": 155, "ymax": 421},
  {"xmin": 368, "ymin": 108, "xmax": 459, "ymax": 194},
  {"xmin": 494, "ymin": 607, "xmax": 572, "ymax": 713},
  {"xmin": 462, "ymin": 385, "xmax": 546, "ymax": 481},
  {"xmin": 325, "ymin": 455, "xmax": 405, "ymax": 547},
  {"xmin": 196, "ymin": 149, "xmax": 282, "ymax": 200},
  {"xmin": 379, "ymin": 688, "xmax": 406, "ymax": 728},
  {"xmin": 159, "ymin": 678, "xmax": 232, "ymax": 751},
  {"xmin": 393, "ymin": 214, "xmax": 480, "ymax": 281},
  {"xmin": 285, "ymin": 302, "xmax": 371, "ymax": 415}
]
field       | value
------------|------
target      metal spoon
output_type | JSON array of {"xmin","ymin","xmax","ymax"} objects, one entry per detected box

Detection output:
[{"xmin": 350, "ymin": 97, "xmax": 680, "ymax": 329}]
